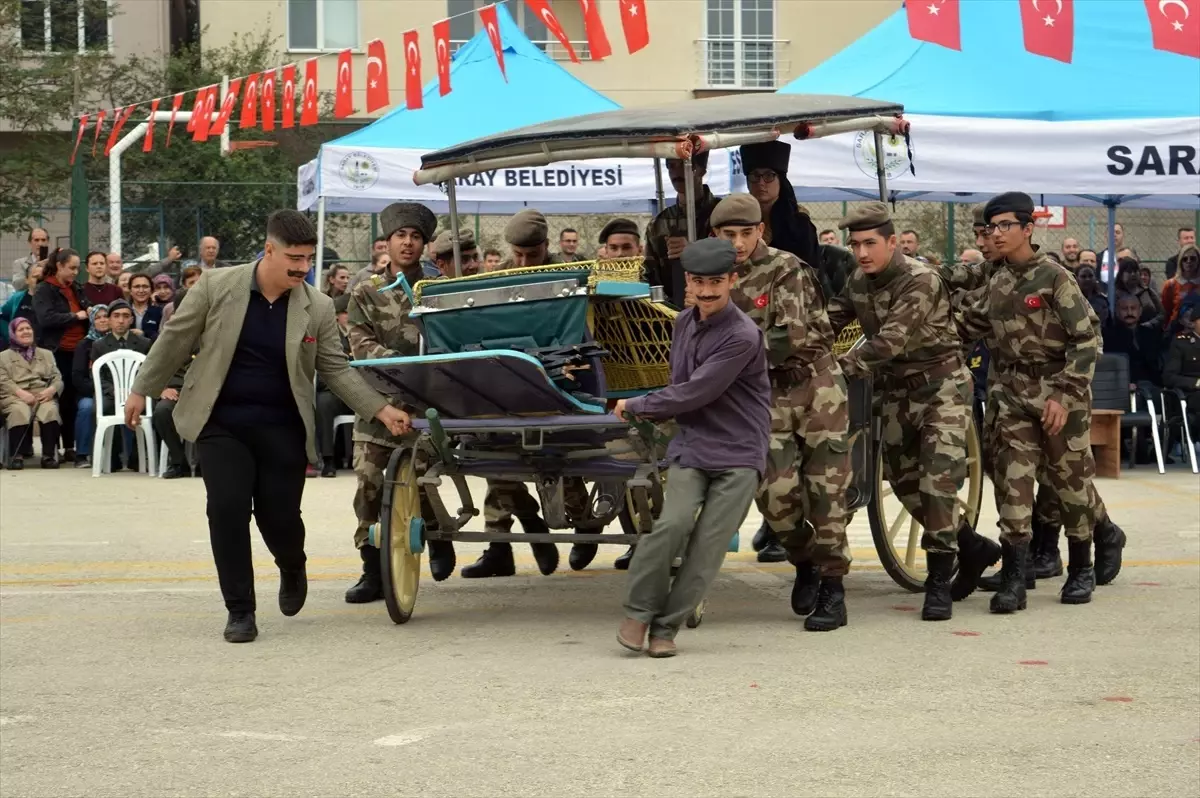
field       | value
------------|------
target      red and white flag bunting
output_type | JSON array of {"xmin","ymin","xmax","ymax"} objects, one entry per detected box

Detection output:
[
  {"xmin": 578, "ymin": 0, "xmax": 612, "ymax": 59},
  {"xmin": 143, "ymin": 98, "xmax": 160, "ymax": 151},
  {"xmin": 479, "ymin": 4, "xmax": 507, "ymax": 79},
  {"xmin": 618, "ymin": 0, "xmax": 650, "ymax": 54},
  {"xmin": 525, "ymin": 0, "xmax": 578, "ymax": 62},
  {"xmin": 335, "ymin": 50, "xmax": 354, "ymax": 118},
  {"xmin": 261, "ymin": 70, "xmax": 277, "ymax": 131},
  {"xmin": 906, "ymin": 0, "xmax": 961, "ymax": 50},
  {"xmin": 281, "ymin": 64, "xmax": 297, "ymax": 128},
  {"xmin": 1145, "ymin": 0, "xmax": 1199, "ymax": 57},
  {"xmin": 1019, "ymin": 0, "xmax": 1074, "ymax": 62},
  {"xmin": 240, "ymin": 73, "xmax": 260, "ymax": 129},
  {"xmin": 366, "ymin": 39, "xmax": 391, "ymax": 111}
]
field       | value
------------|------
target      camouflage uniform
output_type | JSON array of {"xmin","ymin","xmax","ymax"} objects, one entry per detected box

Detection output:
[
  {"xmin": 643, "ymin": 185, "xmax": 722, "ymax": 309},
  {"xmin": 828, "ymin": 248, "xmax": 971, "ymax": 553},
  {"xmin": 957, "ymin": 250, "xmax": 1099, "ymax": 545},
  {"xmin": 732, "ymin": 239, "xmax": 852, "ymax": 575}
]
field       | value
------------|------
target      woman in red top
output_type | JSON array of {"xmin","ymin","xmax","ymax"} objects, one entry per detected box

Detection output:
[
  {"xmin": 1162, "ymin": 244, "xmax": 1200, "ymax": 334},
  {"xmin": 31, "ymin": 248, "xmax": 88, "ymax": 460}
]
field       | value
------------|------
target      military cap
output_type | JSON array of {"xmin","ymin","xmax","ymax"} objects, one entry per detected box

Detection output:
[
  {"xmin": 504, "ymin": 209, "xmax": 549, "ymax": 247},
  {"xmin": 681, "ymin": 238, "xmax": 737, "ymax": 276},
  {"xmin": 380, "ymin": 202, "xmax": 436, "ymax": 242},
  {"xmin": 710, "ymin": 193, "xmax": 762, "ymax": 228},
  {"xmin": 972, "ymin": 204, "xmax": 987, "ymax": 226},
  {"xmin": 837, "ymin": 201, "xmax": 892, "ymax": 232},
  {"xmin": 598, "ymin": 218, "xmax": 640, "ymax": 243},
  {"xmin": 431, "ymin": 229, "xmax": 476, "ymax": 259},
  {"xmin": 740, "ymin": 140, "xmax": 792, "ymax": 177},
  {"xmin": 983, "ymin": 192, "xmax": 1035, "ymax": 223},
  {"xmin": 333, "ymin": 294, "xmax": 350, "ymax": 313}
]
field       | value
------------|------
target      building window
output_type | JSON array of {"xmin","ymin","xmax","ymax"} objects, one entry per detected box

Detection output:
[
  {"xmin": 446, "ymin": 0, "xmax": 586, "ymax": 60},
  {"xmin": 704, "ymin": 0, "xmax": 776, "ymax": 89},
  {"xmin": 20, "ymin": 0, "xmax": 110, "ymax": 53},
  {"xmin": 288, "ymin": 0, "xmax": 359, "ymax": 51}
]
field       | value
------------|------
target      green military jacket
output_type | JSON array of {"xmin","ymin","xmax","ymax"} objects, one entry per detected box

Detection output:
[
  {"xmin": 642, "ymin": 185, "xmax": 722, "ymax": 309},
  {"xmin": 827, "ymin": 248, "xmax": 961, "ymax": 381},
  {"xmin": 729, "ymin": 241, "xmax": 835, "ymax": 375}
]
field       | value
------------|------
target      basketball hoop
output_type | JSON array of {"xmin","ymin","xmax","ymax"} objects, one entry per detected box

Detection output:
[{"xmin": 228, "ymin": 140, "xmax": 278, "ymax": 153}]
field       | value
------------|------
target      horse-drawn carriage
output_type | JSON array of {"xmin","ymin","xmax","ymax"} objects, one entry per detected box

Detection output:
[{"xmin": 349, "ymin": 95, "xmax": 984, "ymax": 624}]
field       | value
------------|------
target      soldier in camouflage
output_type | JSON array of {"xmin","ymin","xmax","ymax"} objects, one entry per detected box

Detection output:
[
  {"xmin": 827, "ymin": 202, "xmax": 998, "ymax": 621},
  {"xmin": 707, "ymin": 194, "xmax": 851, "ymax": 632},
  {"xmin": 956, "ymin": 192, "xmax": 1106, "ymax": 614},
  {"xmin": 344, "ymin": 202, "xmax": 457, "ymax": 602},
  {"xmin": 642, "ymin": 152, "xmax": 722, "ymax": 310}
]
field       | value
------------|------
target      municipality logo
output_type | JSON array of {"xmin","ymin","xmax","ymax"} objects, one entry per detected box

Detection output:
[
  {"xmin": 339, "ymin": 151, "xmax": 380, "ymax": 191},
  {"xmin": 853, "ymin": 131, "xmax": 909, "ymax": 181}
]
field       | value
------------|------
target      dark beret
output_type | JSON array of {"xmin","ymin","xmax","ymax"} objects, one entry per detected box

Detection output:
[
  {"xmin": 710, "ymin": 193, "xmax": 762, "ymax": 228},
  {"xmin": 838, "ymin": 201, "xmax": 892, "ymax": 232},
  {"xmin": 972, "ymin": 204, "xmax": 987, "ymax": 226},
  {"xmin": 333, "ymin": 294, "xmax": 350, "ymax": 313},
  {"xmin": 983, "ymin": 192, "xmax": 1035, "ymax": 223},
  {"xmin": 431, "ymin": 229, "xmax": 476, "ymax": 259},
  {"xmin": 681, "ymin": 238, "xmax": 737, "ymax": 276},
  {"xmin": 380, "ymin": 203, "xmax": 436, "ymax": 242},
  {"xmin": 504, "ymin": 209, "xmax": 549, "ymax": 247},
  {"xmin": 598, "ymin": 218, "xmax": 640, "ymax": 243},
  {"xmin": 740, "ymin": 141, "xmax": 792, "ymax": 178}
]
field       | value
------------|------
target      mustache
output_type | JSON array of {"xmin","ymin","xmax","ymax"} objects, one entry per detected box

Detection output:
[
  {"xmin": 695, "ymin": 296, "xmax": 721, "ymax": 302},
  {"xmin": 286, "ymin": 269, "xmax": 309, "ymax": 278}
]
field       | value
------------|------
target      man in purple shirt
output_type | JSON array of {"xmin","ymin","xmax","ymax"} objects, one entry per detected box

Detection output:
[{"xmin": 613, "ymin": 238, "xmax": 770, "ymax": 658}]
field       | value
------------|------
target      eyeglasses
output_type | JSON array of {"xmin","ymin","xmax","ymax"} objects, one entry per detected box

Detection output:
[
  {"xmin": 981, "ymin": 220, "xmax": 1027, "ymax": 234},
  {"xmin": 746, "ymin": 170, "xmax": 778, "ymax": 184}
]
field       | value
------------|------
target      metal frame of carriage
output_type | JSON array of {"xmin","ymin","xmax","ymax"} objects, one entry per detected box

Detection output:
[{"xmin": 352, "ymin": 95, "xmax": 984, "ymax": 625}]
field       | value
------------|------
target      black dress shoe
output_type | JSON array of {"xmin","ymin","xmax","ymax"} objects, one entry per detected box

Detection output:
[
  {"xmin": 345, "ymin": 546, "xmax": 384, "ymax": 603},
  {"xmin": 804, "ymin": 577, "xmax": 847, "ymax": 631},
  {"xmin": 461, "ymin": 543, "xmax": 517, "ymax": 578},
  {"xmin": 224, "ymin": 612, "xmax": 258, "ymax": 643},
  {"xmin": 751, "ymin": 520, "xmax": 772, "ymax": 553},
  {"xmin": 279, "ymin": 567, "xmax": 307, "ymax": 616},
  {"xmin": 757, "ymin": 540, "xmax": 787, "ymax": 563},
  {"xmin": 40, "ymin": 456, "xmax": 59, "ymax": 470},
  {"xmin": 8, "ymin": 458, "xmax": 23, "ymax": 471},
  {"xmin": 428, "ymin": 540, "xmax": 456, "ymax": 582},
  {"xmin": 62, "ymin": 448, "xmax": 75, "ymax": 463},
  {"xmin": 614, "ymin": 546, "xmax": 635, "ymax": 570},
  {"xmin": 321, "ymin": 458, "xmax": 337, "ymax": 478},
  {"xmin": 569, "ymin": 542, "xmax": 598, "ymax": 571},
  {"xmin": 1093, "ymin": 517, "xmax": 1127, "ymax": 586},
  {"xmin": 790, "ymin": 562, "xmax": 820, "ymax": 616},
  {"xmin": 163, "ymin": 465, "xmax": 190, "ymax": 479}
]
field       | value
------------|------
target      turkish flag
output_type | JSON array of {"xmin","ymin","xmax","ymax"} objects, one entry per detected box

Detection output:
[
  {"xmin": 524, "ymin": 0, "xmax": 578, "ymax": 62},
  {"xmin": 262, "ymin": 70, "xmax": 277, "ymax": 131},
  {"xmin": 578, "ymin": 0, "xmax": 612, "ymax": 60},
  {"xmin": 907, "ymin": 0, "xmax": 961, "ymax": 50},
  {"xmin": 433, "ymin": 19, "xmax": 452, "ymax": 96},
  {"xmin": 209, "ymin": 78, "xmax": 243, "ymax": 136},
  {"xmin": 240, "ymin": 73, "xmax": 260, "ymax": 129},
  {"xmin": 143, "ymin": 98, "xmax": 160, "ymax": 152},
  {"xmin": 1020, "ymin": 0, "xmax": 1074, "ymax": 62},
  {"xmin": 1145, "ymin": 0, "xmax": 1199, "ymax": 57},
  {"xmin": 91, "ymin": 109, "xmax": 106, "ymax": 156},
  {"xmin": 618, "ymin": 0, "xmax": 649, "ymax": 54},
  {"xmin": 281, "ymin": 64, "xmax": 297, "ymax": 128},
  {"xmin": 335, "ymin": 49, "xmax": 354, "ymax": 118},
  {"xmin": 192, "ymin": 86, "xmax": 216, "ymax": 141},
  {"xmin": 478, "ymin": 4, "xmax": 506, "ymax": 79},
  {"xmin": 366, "ymin": 38, "xmax": 391, "ymax": 111},
  {"xmin": 300, "ymin": 58, "xmax": 319, "ymax": 126},
  {"xmin": 186, "ymin": 89, "xmax": 203, "ymax": 133},
  {"xmin": 70, "ymin": 114, "xmax": 89, "ymax": 165},
  {"xmin": 403, "ymin": 29, "xmax": 423, "ymax": 109},
  {"xmin": 104, "ymin": 105, "xmax": 137, "ymax": 156},
  {"xmin": 169, "ymin": 91, "xmax": 184, "ymax": 145}
]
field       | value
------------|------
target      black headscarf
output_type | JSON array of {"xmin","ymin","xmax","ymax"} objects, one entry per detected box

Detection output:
[{"xmin": 769, "ymin": 177, "xmax": 832, "ymax": 301}]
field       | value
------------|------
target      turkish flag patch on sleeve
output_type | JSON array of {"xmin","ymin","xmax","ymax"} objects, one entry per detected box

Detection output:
[
  {"xmin": 755, "ymin": 294, "xmax": 769, "ymax": 309},
  {"xmin": 1024, "ymin": 295, "xmax": 1043, "ymax": 309}
]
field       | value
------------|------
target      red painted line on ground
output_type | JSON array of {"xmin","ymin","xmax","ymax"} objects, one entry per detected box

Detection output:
[
  {"xmin": 1102, "ymin": 696, "xmax": 1133, "ymax": 703},
  {"xmin": 1018, "ymin": 660, "xmax": 1049, "ymax": 666},
  {"xmin": 1133, "ymin": 581, "xmax": 1162, "ymax": 586},
  {"xmin": 952, "ymin": 631, "xmax": 981, "ymax": 637},
  {"xmin": 749, "ymin": 683, "xmax": 758, "ymax": 689},
  {"xmin": 891, "ymin": 605, "xmax": 917, "ymax": 612}
]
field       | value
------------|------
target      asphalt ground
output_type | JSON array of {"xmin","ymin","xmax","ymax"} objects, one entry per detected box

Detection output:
[{"xmin": 1, "ymin": 465, "xmax": 1198, "ymax": 797}]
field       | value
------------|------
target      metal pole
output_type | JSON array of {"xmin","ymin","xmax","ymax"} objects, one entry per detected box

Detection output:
[
  {"xmin": 220, "ymin": 75, "xmax": 231, "ymax": 157},
  {"xmin": 315, "ymin": 196, "xmax": 326, "ymax": 288},
  {"xmin": 652, "ymin": 157, "xmax": 665, "ymax": 215},
  {"xmin": 1106, "ymin": 200, "xmax": 1118, "ymax": 309},
  {"xmin": 446, "ymin": 181, "xmax": 462, "ymax": 278},
  {"xmin": 683, "ymin": 158, "xmax": 697, "ymax": 242},
  {"xmin": 945, "ymin": 203, "xmax": 956, "ymax": 264},
  {"xmin": 873, "ymin": 130, "xmax": 889, "ymax": 202}
]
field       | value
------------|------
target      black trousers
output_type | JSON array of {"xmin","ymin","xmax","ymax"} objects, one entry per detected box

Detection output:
[
  {"xmin": 314, "ymin": 389, "xmax": 350, "ymax": 460},
  {"xmin": 153, "ymin": 399, "xmax": 187, "ymax": 468},
  {"xmin": 197, "ymin": 420, "xmax": 309, "ymax": 613},
  {"xmin": 53, "ymin": 349, "xmax": 77, "ymax": 451}
]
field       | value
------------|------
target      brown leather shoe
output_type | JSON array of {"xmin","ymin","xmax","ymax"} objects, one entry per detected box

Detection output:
[
  {"xmin": 617, "ymin": 618, "xmax": 648, "ymax": 652},
  {"xmin": 647, "ymin": 637, "xmax": 677, "ymax": 658}
]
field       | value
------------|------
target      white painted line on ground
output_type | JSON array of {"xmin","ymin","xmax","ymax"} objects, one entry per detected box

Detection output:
[
  {"xmin": 373, "ymin": 730, "xmax": 433, "ymax": 747},
  {"xmin": 1176, "ymin": 529, "xmax": 1200, "ymax": 538},
  {"xmin": 0, "ymin": 716, "xmax": 35, "ymax": 725},
  {"xmin": 2, "ymin": 542, "xmax": 111, "ymax": 546},
  {"xmin": 217, "ymin": 731, "xmax": 307, "ymax": 742}
]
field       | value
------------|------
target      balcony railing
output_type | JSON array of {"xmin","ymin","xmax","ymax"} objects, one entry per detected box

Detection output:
[
  {"xmin": 450, "ymin": 39, "xmax": 592, "ymax": 62},
  {"xmin": 697, "ymin": 37, "xmax": 790, "ymax": 90}
]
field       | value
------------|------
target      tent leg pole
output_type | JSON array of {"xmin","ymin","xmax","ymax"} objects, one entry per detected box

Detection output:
[
  {"xmin": 653, "ymin": 157, "xmax": 665, "ymax": 215},
  {"xmin": 1106, "ymin": 200, "xmax": 1118, "ymax": 309},
  {"xmin": 447, "ymin": 181, "xmax": 462, "ymax": 278},
  {"xmin": 873, "ymin": 130, "xmax": 889, "ymax": 202},
  {"xmin": 315, "ymin": 196, "xmax": 326, "ymax": 288},
  {"xmin": 683, "ymin": 158, "xmax": 697, "ymax": 242}
]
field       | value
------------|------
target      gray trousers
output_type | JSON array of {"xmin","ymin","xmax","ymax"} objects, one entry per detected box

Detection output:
[{"xmin": 623, "ymin": 465, "xmax": 760, "ymax": 641}]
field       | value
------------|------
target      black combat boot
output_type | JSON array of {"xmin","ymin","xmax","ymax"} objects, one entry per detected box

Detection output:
[
  {"xmin": 224, "ymin": 611, "xmax": 258, "ymax": 643},
  {"xmin": 1060, "ymin": 538, "xmax": 1096, "ymax": 604},
  {"xmin": 1093, "ymin": 516, "xmax": 1127, "ymax": 586},
  {"xmin": 518, "ymin": 515, "xmax": 559, "ymax": 576},
  {"xmin": 427, "ymin": 540, "xmax": 456, "ymax": 582},
  {"xmin": 950, "ymin": 519, "xmax": 1002, "ymax": 601},
  {"xmin": 751, "ymin": 520, "xmax": 772, "ymax": 553},
  {"xmin": 614, "ymin": 545, "xmax": 635, "ymax": 570},
  {"xmin": 757, "ymin": 537, "xmax": 787, "ymax": 564},
  {"xmin": 803, "ymin": 577, "xmax": 847, "ymax": 631},
  {"xmin": 461, "ymin": 543, "xmax": 517, "ymax": 578},
  {"xmin": 989, "ymin": 539, "xmax": 1029, "ymax": 614},
  {"xmin": 345, "ymin": 546, "xmax": 384, "ymax": 603},
  {"xmin": 790, "ymin": 562, "xmax": 821, "ymax": 616},
  {"xmin": 568, "ymin": 533, "xmax": 598, "ymax": 571},
  {"xmin": 1032, "ymin": 520, "xmax": 1064, "ymax": 579},
  {"xmin": 922, "ymin": 552, "xmax": 955, "ymax": 621},
  {"xmin": 279, "ymin": 566, "xmax": 307, "ymax": 616}
]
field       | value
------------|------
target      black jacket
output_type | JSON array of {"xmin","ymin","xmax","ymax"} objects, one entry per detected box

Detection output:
[
  {"xmin": 73, "ymin": 339, "xmax": 98, "ymax": 398},
  {"xmin": 32, "ymin": 279, "xmax": 89, "ymax": 352},
  {"xmin": 1163, "ymin": 330, "xmax": 1200, "ymax": 392},
  {"xmin": 132, "ymin": 304, "xmax": 164, "ymax": 341}
]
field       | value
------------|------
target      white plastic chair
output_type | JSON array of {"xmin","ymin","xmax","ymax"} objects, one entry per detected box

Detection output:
[
  {"xmin": 334, "ymin": 413, "xmax": 355, "ymax": 466},
  {"xmin": 91, "ymin": 350, "xmax": 156, "ymax": 477},
  {"xmin": 158, "ymin": 439, "xmax": 198, "ymax": 477}
]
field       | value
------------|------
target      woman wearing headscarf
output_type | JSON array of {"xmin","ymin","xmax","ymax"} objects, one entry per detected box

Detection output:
[
  {"xmin": 151, "ymin": 274, "xmax": 176, "ymax": 307},
  {"xmin": 71, "ymin": 304, "xmax": 110, "ymax": 469},
  {"xmin": 0, "ymin": 318, "xmax": 64, "ymax": 469}
]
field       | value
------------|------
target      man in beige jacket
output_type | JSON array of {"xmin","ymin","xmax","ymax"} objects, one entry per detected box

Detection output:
[{"xmin": 126, "ymin": 210, "xmax": 410, "ymax": 644}]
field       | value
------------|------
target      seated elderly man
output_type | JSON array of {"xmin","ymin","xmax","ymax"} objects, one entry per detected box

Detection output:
[
  {"xmin": 1, "ymin": 318, "xmax": 64, "ymax": 469},
  {"xmin": 430, "ymin": 230, "xmax": 482, "ymax": 277}
]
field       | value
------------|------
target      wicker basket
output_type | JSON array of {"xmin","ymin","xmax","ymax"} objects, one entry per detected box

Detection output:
[
  {"xmin": 412, "ymin": 257, "xmax": 644, "ymax": 302},
  {"xmin": 591, "ymin": 298, "xmax": 677, "ymax": 392},
  {"xmin": 832, "ymin": 320, "xmax": 865, "ymax": 357}
]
